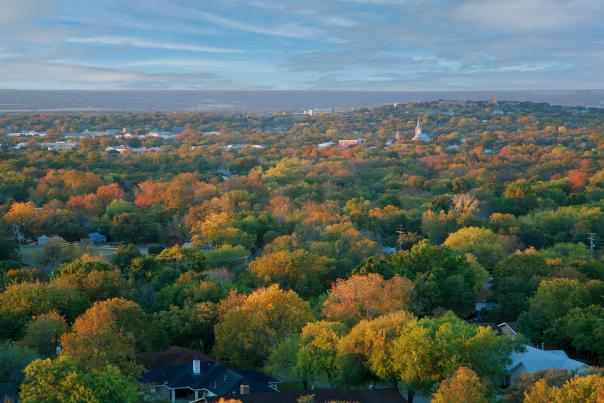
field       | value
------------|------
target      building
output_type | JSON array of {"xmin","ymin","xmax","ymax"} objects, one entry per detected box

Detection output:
[
  {"xmin": 42, "ymin": 141, "xmax": 78, "ymax": 151},
  {"xmin": 37, "ymin": 235, "xmax": 51, "ymax": 245},
  {"xmin": 503, "ymin": 345, "xmax": 590, "ymax": 387},
  {"xmin": 7, "ymin": 131, "xmax": 46, "ymax": 137},
  {"xmin": 411, "ymin": 117, "xmax": 432, "ymax": 142},
  {"xmin": 141, "ymin": 354, "xmax": 279, "ymax": 402},
  {"xmin": 338, "ymin": 138, "xmax": 366, "ymax": 148},
  {"xmin": 87, "ymin": 232, "xmax": 107, "ymax": 245},
  {"xmin": 317, "ymin": 141, "xmax": 335, "ymax": 150}
]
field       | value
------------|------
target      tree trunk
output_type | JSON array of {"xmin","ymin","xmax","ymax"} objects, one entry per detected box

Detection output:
[
  {"xmin": 302, "ymin": 380, "xmax": 309, "ymax": 390},
  {"xmin": 407, "ymin": 389, "xmax": 415, "ymax": 403}
]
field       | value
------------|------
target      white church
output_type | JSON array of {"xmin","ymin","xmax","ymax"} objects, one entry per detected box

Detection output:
[{"xmin": 412, "ymin": 117, "xmax": 432, "ymax": 142}]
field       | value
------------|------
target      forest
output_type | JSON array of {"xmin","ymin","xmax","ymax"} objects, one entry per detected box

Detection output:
[{"xmin": 0, "ymin": 100, "xmax": 603, "ymax": 402}]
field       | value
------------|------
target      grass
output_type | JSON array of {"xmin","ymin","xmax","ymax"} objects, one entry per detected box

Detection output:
[{"xmin": 19, "ymin": 244, "xmax": 117, "ymax": 271}]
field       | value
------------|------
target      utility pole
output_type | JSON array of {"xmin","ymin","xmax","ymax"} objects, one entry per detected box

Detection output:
[
  {"xmin": 588, "ymin": 232, "xmax": 596, "ymax": 260},
  {"xmin": 396, "ymin": 224, "xmax": 406, "ymax": 251}
]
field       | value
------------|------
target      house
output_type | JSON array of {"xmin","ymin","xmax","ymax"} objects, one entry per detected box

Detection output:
[
  {"xmin": 141, "ymin": 352, "xmax": 279, "ymax": 402},
  {"xmin": 503, "ymin": 345, "xmax": 590, "ymax": 387},
  {"xmin": 42, "ymin": 141, "xmax": 78, "ymax": 151},
  {"xmin": 381, "ymin": 246, "xmax": 396, "ymax": 254},
  {"xmin": 205, "ymin": 387, "xmax": 406, "ymax": 403},
  {"xmin": 87, "ymin": 232, "xmax": 107, "ymax": 245},
  {"xmin": 498, "ymin": 322, "xmax": 518, "ymax": 337},
  {"xmin": 37, "ymin": 235, "xmax": 51, "ymax": 245},
  {"xmin": 317, "ymin": 141, "xmax": 335, "ymax": 150},
  {"xmin": 338, "ymin": 138, "xmax": 366, "ymax": 148}
]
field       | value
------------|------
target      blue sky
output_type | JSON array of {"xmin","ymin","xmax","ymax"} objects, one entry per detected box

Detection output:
[{"xmin": 1, "ymin": 0, "xmax": 603, "ymax": 90}]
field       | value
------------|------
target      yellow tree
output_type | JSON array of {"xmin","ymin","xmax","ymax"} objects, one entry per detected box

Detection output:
[
  {"xmin": 5, "ymin": 201, "xmax": 37, "ymax": 229},
  {"xmin": 524, "ymin": 375, "xmax": 604, "ymax": 403},
  {"xmin": 213, "ymin": 285, "xmax": 312, "ymax": 366},
  {"xmin": 337, "ymin": 311, "xmax": 415, "ymax": 382},
  {"xmin": 250, "ymin": 249, "xmax": 332, "ymax": 298},
  {"xmin": 60, "ymin": 298, "xmax": 150, "ymax": 377},
  {"xmin": 432, "ymin": 367, "xmax": 489, "ymax": 403}
]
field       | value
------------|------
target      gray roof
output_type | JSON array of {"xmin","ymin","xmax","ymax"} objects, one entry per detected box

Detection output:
[
  {"xmin": 508, "ymin": 345, "xmax": 589, "ymax": 373},
  {"xmin": 142, "ymin": 361, "xmax": 278, "ymax": 397}
]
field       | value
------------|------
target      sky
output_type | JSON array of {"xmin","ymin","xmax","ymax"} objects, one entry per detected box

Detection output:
[{"xmin": 1, "ymin": 0, "xmax": 603, "ymax": 90}]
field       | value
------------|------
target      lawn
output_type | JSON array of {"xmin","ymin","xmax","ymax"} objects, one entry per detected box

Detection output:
[{"xmin": 19, "ymin": 244, "xmax": 118, "ymax": 272}]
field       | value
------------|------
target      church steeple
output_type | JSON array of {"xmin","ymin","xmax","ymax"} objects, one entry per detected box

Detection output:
[
  {"xmin": 414, "ymin": 117, "xmax": 422, "ymax": 138},
  {"xmin": 412, "ymin": 116, "xmax": 432, "ymax": 142}
]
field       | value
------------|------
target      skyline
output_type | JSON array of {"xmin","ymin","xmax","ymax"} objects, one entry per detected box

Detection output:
[{"xmin": 1, "ymin": 0, "xmax": 604, "ymax": 90}]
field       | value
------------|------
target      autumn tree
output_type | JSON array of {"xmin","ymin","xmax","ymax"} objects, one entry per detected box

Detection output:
[
  {"xmin": 60, "ymin": 298, "xmax": 152, "ymax": 376},
  {"xmin": 213, "ymin": 285, "xmax": 313, "ymax": 366},
  {"xmin": 337, "ymin": 310, "xmax": 415, "ymax": 384},
  {"xmin": 432, "ymin": 367, "xmax": 489, "ymax": 403},
  {"xmin": 523, "ymin": 374, "xmax": 604, "ymax": 402},
  {"xmin": 250, "ymin": 249, "xmax": 332, "ymax": 298},
  {"xmin": 322, "ymin": 273, "xmax": 414, "ymax": 325}
]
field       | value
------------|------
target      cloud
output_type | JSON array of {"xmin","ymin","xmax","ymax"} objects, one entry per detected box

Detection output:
[
  {"xmin": 189, "ymin": 9, "xmax": 319, "ymax": 39},
  {"xmin": 0, "ymin": 60, "xmax": 256, "ymax": 90},
  {"xmin": 0, "ymin": 0, "xmax": 57, "ymax": 26},
  {"xmin": 453, "ymin": 0, "xmax": 604, "ymax": 32},
  {"xmin": 67, "ymin": 36, "xmax": 241, "ymax": 53},
  {"xmin": 125, "ymin": 58, "xmax": 274, "ymax": 72}
]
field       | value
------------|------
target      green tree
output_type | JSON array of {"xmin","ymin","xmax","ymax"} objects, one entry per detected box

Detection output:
[
  {"xmin": 517, "ymin": 278, "xmax": 596, "ymax": 344},
  {"xmin": 444, "ymin": 227, "xmax": 510, "ymax": 270},
  {"xmin": 111, "ymin": 244, "xmax": 142, "ymax": 269},
  {"xmin": 20, "ymin": 356, "xmax": 137, "ymax": 403},
  {"xmin": 154, "ymin": 302, "xmax": 217, "ymax": 352},
  {"xmin": 491, "ymin": 252, "xmax": 550, "ymax": 321},
  {"xmin": 21, "ymin": 311, "xmax": 68, "ymax": 357},
  {"xmin": 295, "ymin": 321, "xmax": 348, "ymax": 387},
  {"xmin": 110, "ymin": 212, "xmax": 157, "ymax": 243},
  {"xmin": 388, "ymin": 240, "xmax": 484, "ymax": 315},
  {"xmin": 0, "ymin": 342, "xmax": 38, "ymax": 385},
  {"xmin": 391, "ymin": 313, "xmax": 516, "ymax": 403}
]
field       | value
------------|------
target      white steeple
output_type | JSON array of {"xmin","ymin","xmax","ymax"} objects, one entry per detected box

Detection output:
[
  {"xmin": 412, "ymin": 117, "xmax": 432, "ymax": 142},
  {"xmin": 415, "ymin": 117, "xmax": 422, "ymax": 137}
]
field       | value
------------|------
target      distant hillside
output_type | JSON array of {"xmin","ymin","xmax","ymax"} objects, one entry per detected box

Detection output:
[{"xmin": 0, "ymin": 89, "xmax": 603, "ymax": 113}]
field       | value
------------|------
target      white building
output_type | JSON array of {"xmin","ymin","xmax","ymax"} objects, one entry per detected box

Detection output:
[
  {"xmin": 338, "ymin": 138, "xmax": 366, "ymax": 148},
  {"xmin": 412, "ymin": 118, "xmax": 432, "ymax": 142},
  {"xmin": 42, "ymin": 141, "xmax": 78, "ymax": 151},
  {"xmin": 318, "ymin": 141, "xmax": 335, "ymax": 150}
]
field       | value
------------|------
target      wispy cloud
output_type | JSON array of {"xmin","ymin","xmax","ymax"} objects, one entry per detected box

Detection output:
[
  {"xmin": 0, "ymin": 0, "xmax": 603, "ymax": 90},
  {"xmin": 191, "ymin": 10, "xmax": 319, "ymax": 39},
  {"xmin": 67, "ymin": 36, "xmax": 241, "ymax": 54},
  {"xmin": 125, "ymin": 58, "xmax": 273, "ymax": 72}
]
